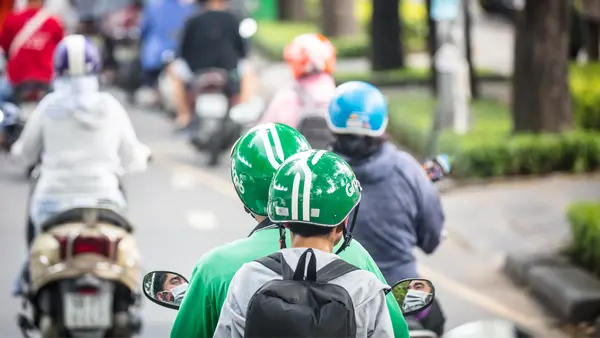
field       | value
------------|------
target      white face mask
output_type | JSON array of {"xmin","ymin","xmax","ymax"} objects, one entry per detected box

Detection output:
[
  {"xmin": 171, "ymin": 283, "xmax": 189, "ymax": 300},
  {"xmin": 402, "ymin": 289, "xmax": 430, "ymax": 312}
]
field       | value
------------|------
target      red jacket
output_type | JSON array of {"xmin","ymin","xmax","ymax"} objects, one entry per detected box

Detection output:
[{"xmin": 0, "ymin": 7, "xmax": 64, "ymax": 85}]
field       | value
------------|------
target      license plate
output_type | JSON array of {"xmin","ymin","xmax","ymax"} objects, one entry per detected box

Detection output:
[
  {"xmin": 63, "ymin": 292, "xmax": 113, "ymax": 329},
  {"xmin": 195, "ymin": 94, "xmax": 228, "ymax": 118}
]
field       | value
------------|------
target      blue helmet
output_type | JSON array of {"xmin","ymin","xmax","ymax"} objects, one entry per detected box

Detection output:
[
  {"xmin": 326, "ymin": 81, "xmax": 388, "ymax": 137},
  {"xmin": 54, "ymin": 34, "xmax": 102, "ymax": 77}
]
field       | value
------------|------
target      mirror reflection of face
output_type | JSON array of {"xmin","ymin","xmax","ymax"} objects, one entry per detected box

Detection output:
[
  {"xmin": 408, "ymin": 280, "xmax": 432, "ymax": 294},
  {"xmin": 162, "ymin": 273, "xmax": 185, "ymax": 293}
]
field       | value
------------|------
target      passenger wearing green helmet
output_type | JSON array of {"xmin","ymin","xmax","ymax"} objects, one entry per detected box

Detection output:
[
  {"xmin": 170, "ymin": 123, "xmax": 409, "ymax": 338},
  {"xmin": 215, "ymin": 150, "xmax": 393, "ymax": 337}
]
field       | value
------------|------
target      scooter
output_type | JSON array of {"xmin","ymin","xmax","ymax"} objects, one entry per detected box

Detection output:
[
  {"xmin": 10, "ymin": 82, "xmax": 50, "ymax": 177},
  {"xmin": 18, "ymin": 207, "xmax": 143, "ymax": 338},
  {"xmin": 140, "ymin": 270, "xmax": 436, "ymax": 316},
  {"xmin": 186, "ymin": 68, "xmax": 264, "ymax": 166}
]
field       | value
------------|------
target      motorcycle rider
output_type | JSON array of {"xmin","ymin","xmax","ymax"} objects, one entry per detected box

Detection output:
[
  {"xmin": 170, "ymin": 123, "xmax": 410, "ymax": 338},
  {"xmin": 214, "ymin": 150, "xmax": 393, "ymax": 337},
  {"xmin": 0, "ymin": 0, "xmax": 64, "ymax": 102},
  {"xmin": 167, "ymin": 0, "xmax": 247, "ymax": 134},
  {"xmin": 139, "ymin": 0, "xmax": 197, "ymax": 91},
  {"xmin": 258, "ymin": 33, "xmax": 337, "ymax": 129},
  {"xmin": 325, "ymin": 80, "xmax": 446, "ymax": 335},
  {"xmin": 10, "ymin": 34, "xmax": 151, "ymax": 295}
]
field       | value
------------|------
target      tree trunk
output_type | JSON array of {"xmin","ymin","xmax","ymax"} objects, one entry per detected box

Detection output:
[
  {"xmin": 463, "ymin": 0, "xmax": 479, "ymax": 98},
  {"xmin": 425, "ymin": 0, "xmax": 437, "ymax": 96},
  {"xmin": 277, "ymin": 0, "xmax": 308, "ymax": 21},
  {"xmin": 320, "ymin": 0, "xmax": 357, "ymax": 37},
  {"xmin": 586, "ymin": 20, "xmax": 599, "ymax": 60},
  {"xmin": 511, "ymin": 0, "xmax": 572, "ymax": 133},
  {"xmin": 370, "ymin": 0, "xmax": 404, "ymax": 71},
  {"xmin": 578, "ymin": 0, "xmax": 600, "ymax": 60}
]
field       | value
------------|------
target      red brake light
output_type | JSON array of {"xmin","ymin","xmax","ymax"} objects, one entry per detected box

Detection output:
[
  {"xmin": 54, "ymin": 235, "xmax": 115, "ymax": 260},
  {"xmin": 78, "ymin": 287, "xmax": 98, "ymax": 295},
  {"xmin": 73, "ymin": 236, "xmax": 110, "ymax": 256}
]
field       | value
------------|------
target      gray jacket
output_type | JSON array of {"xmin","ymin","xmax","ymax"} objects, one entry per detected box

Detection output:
[{"xmin": 213, "ymin": 248, "xmax": 394, "ymax": 338}]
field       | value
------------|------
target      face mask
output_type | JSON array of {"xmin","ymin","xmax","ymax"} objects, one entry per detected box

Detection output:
[
  {"xmin": 171, "ymin": 283, "xmax": 188, "ymax": 300},
  {"xmin": 402, "ymin": 289, "xmax": 430, "ymax": 312}
]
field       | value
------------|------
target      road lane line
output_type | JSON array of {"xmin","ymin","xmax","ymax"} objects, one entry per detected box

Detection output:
[
  {"xmin": 170, "ymin": 171, "xmax": 198, "ymax": 191},
  {"xmin": 186, "ymin": 210, "xmax": 218, "ymax": 231},
  {"xmin": 152, "ymin": 152, "xmax": 560, "ymax": 336}
]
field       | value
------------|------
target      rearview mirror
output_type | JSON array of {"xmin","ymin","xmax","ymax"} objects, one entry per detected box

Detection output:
[
  {"xmin": 142, "ymin": 271, "xmax": 189, "ymax": 310},
  {"xmin": 389, "ymin": 278, "xmax": 435, "ymax": 316}
]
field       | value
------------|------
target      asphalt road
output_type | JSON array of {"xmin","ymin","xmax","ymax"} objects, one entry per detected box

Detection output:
[{"xmin": 0, "ymin": 93, "xmax": 567, "ymax": 337}]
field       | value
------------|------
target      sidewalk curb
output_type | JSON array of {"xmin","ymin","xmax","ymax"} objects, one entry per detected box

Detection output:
[
  {"xmin": 436, "ymin": 172, "xmax": 600, "ymax": 194},
  {"xmin": 503, "ymin": 253, "xmax": 600, "ymax": 324}
]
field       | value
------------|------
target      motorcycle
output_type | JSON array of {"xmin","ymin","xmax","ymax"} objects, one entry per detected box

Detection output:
[
  {"xmin": 186, "ymin": 68, "xmax": 264, "ymax": 166},
  {"xmin": 140, "ymin": 270, "xmax": 436, "ymax": 316},
  {"xmin": 18, "ymin": 207, "xmax": 143, "ymax": 338},
  {"xmin": 0, "ymin": 101, "xmax": 22, "ymax": 152},
  {"xmin": 10, "ymin": 81, "xmax": 51, "ymax": 177}
]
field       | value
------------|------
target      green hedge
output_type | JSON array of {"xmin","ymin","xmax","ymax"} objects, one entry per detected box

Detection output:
[
  {"xmin": 253, "ymin": 21, "xmax": 423, "ymax": 61},
  {"xmin": 334, "ymin": 68, "xmax": 504, "ymax": 87},
  {"xmin": 387, "ymin": 93, "xmax": 600, "ymax": 178},
  {"xmin": 568, "ymin": 202, "xmax": 600, "ymax": 277},
  {"xmin": 571, "ymin": 63, "xmax": 600, "ymax": 131}
]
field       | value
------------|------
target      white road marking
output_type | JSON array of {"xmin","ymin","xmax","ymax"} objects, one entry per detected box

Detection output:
[
  {"xmin": 170, "ymin": 171, "xmax": 198, "ymax": 190},
  {"xmin": 186, "ymin": 210, "xmax": 218, "ymax": 231},
  {"xmin": 152, "ymin": 152, "xmax": 560, "ymax": 336}
]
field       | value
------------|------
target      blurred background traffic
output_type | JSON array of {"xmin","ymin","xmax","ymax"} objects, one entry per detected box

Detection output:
[{"xmin": 1, "ymin": 0, "xmax": 600, "ymax": 337}]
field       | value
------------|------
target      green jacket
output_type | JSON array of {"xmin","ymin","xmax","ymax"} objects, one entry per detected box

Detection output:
[{"xmin": 170, "ymin": 223, "xmax": 410, "ymax": 338}]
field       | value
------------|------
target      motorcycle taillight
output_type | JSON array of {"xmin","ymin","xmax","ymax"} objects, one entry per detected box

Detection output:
[{"xmin": 54, "ymin": 235, "xmax": 112, "ymax": 259}]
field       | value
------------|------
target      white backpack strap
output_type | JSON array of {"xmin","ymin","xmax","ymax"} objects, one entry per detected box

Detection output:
[{"xmin": 9, "ymin": 9, "xmax": 52, "ymax": 58}]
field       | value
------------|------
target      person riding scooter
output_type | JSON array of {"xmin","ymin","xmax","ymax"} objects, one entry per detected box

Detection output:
[
  {"xmin": 325, "ymin": 81, "xmax": 447, "ymax": 335},
  {"xmin": 166, "ymin": 0, "xmax": 247, "ymax": 134},
  {"xmin": 0, "ymin": 0, "xmax": 64, "ymax": 103},
  {"xmin": 138, "ymin": 0, "xmax": 197, "ymax": 103},
  {"xmin": 10, "ymin": 34, "xmax": 151, "ymax": 296},
  {"xmin": 258, "ymin": 33, "xmax": 337, "ymax": 130},
  {"xmin": 170, "ymin": 123, "xmax": 410, "ymax": 338}
]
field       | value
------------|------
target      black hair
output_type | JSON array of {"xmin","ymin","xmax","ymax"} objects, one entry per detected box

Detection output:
[
  {"xmin": 152, "ymin": 272, "xmax": 167, "ymax": 297},
  {"xmin": 286, "ymin": 222, "xmax": 339, "ymax": 238},
  {"xmin": 332, "ymin": 134, "xmax": 384, "ymax": 162}
]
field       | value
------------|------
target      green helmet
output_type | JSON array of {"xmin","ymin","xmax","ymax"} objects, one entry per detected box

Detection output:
[
  {"xmin": 230, "ymin": 123, "xmax": 312, "ymax": 216},
  {"xmin": 268, "ymin": 150, "xmax": 361, "ymax": 227}
]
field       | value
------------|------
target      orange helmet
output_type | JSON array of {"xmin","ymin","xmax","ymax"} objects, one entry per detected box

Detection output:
[{"xmin": 283, "ymin": 33, "xmax": 336, "ymax": 79}]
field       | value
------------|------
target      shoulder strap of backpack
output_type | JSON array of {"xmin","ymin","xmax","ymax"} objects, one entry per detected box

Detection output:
[
  {"xmin": 254, "ymin": 252, "xmax": 294, "ymax": 279},
  {"xmin": 317, "ymin": 259, "xmax": 360, "ymax": 283}
]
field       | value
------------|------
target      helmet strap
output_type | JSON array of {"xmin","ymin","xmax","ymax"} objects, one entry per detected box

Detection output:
[
  {"xmin": 278, "ymin": 224, "xmax": 287, "ymax": 249},
  {"xmin": 334, "ymin": 203, "xmax": 360, "ymax": 254}
]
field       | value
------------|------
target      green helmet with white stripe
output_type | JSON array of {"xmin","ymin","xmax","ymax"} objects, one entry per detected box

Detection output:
[
  {"xmin": 268, "ymin": 150, "xmax": 361, "ymax": 227},
  {"xmin": 230, "ymin": 123, "xmax": 312, "ymax": 216}
]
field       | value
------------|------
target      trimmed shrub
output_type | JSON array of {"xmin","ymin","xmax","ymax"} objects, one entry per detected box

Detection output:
[{"xmin": 568, "ymin": 202, "xmax": 600, "ymax": 277}]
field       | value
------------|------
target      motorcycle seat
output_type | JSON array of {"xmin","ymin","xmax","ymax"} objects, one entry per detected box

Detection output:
[{"xmin": 40, "ymin": 207, "xmax": 133, "ymax": 233}]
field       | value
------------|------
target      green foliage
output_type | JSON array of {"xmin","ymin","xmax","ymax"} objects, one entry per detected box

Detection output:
[
  {"xmin": 252, "ymin": 20, "xmax": 425, "ymax": 61},
  {"xmin": 570, "ymin": 63, "xmax": 600, "ymax": 131},
  {"xmin": 387, "ymin": 93, "xmax": 600, "ymax": 178},
  {"xmin": 253, "ymin": 21, "xmax": 367, "ymax": 60},
  {"xmin": 567, "ymin": 202, "xmax": 600, "ymax": 277}
]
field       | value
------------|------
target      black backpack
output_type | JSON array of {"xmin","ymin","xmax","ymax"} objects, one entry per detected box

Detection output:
[
  {"xmin": 294, "ymin": 84, "xmax": 334, "ymax": 150},
  {"xmin": 244, "ymin": 249, "xmax": 359, "ymax": 338}
]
